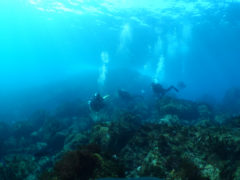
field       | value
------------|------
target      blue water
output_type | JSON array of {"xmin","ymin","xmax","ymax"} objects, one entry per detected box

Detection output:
[{"xmin": 0, "ymin": 0, "xmax": 240, "ymax": 120}]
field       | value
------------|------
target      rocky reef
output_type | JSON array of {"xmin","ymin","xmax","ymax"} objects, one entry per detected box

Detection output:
[{"xmin": 0, "ymin": 95, "xmax": 240, "ymax": 180}]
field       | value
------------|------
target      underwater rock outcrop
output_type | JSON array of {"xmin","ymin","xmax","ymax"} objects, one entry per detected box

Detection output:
[
  {"xmin": 154, "ymin": 97, "xmax": 214, "ymax": 125},
  {"xmin": 221, "ymin": 87, "xmax": 240, "ymax": 114},
  {"xmin": 97, "ymin": 178, "xmax": 164, "ymax": 180},
  {"xmin": 155, "ymin": 97, "xmax": 199, "ymax": 121},
  {"xmin": 1, "ymin": 95, "xmax": 240, "ymax": 180},
  {"xmin": 224, "ymin": 115, "xmax": 240, "ymax": 127},
  {"xmin": 39, "ymin": 144, "xmax": 124, "ymax": 180},
  {"xmin": 89, "ymin": 111, "xmax": 141, "ymax": 153},
  {"xmin": 0, "ymin": 154, "xmax": 38, "ymax": 180}
]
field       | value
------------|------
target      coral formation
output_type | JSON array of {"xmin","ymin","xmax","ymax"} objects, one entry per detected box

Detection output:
[
  {"xmin": 39, "ymin": 144, "xmax": 124, "ymax": 180},
  {"xmin": 0, "ymin": 94, "xmax": 240, "ymax": 180}
]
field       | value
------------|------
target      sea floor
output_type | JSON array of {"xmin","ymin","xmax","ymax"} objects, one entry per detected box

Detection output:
[{"xmin": 0, "ymin": 95, "xmax": 240, "ymax": 180}]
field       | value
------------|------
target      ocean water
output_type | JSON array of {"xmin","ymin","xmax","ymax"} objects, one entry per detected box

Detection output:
[
  {"xmin": 0, "ymin": 1, "xmax": 240, "ymax": 179},
  {"xmin": 0, "ymin": 0, "xmax": 240, "ymax": 118}
]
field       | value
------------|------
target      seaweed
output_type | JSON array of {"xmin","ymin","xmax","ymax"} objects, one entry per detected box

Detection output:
[
  {"xmin": 175, "ymin": 158, "xmax": 209, "ymax": 180},
  {"xmin": 40, "ymin": 144, "xmax": 125, "ymax": 180}
]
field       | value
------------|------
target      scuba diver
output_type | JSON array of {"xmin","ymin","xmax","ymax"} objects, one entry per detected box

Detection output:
[
  {"xmin": 151, "ymin": 82, "xmax": 179, "ymax": 97},
  {"xmin": 88, "ymin": 93, "xmax": 105, "ymax": 112},
  {"xmin": 177, "ymin": 81, "xmax": 187, "ymax": 90},
  {"xmin": 118, "ymin": 89, "xmax": 134, "ymax": 101},
  {"xmin": 118, "ymin": 89, "xmax": 144, "ymax": 102}
]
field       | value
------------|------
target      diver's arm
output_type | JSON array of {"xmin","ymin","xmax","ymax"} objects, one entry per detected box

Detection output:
[{"xmin": 167, "ymin": 86, "xmax": 179, "ymax": 92}]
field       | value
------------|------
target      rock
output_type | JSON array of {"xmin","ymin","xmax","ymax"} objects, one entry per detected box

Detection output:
[{"xmin": 156, "ymin": 97, "xmax": 199, "ymax": 122}]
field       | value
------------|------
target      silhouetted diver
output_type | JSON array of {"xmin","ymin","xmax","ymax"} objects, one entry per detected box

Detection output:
[
  {"xmin": 118, "ymin": 89, "xmax": 144, "ymax": 101},
  {"xmin": 88, "ymin": 93, "xmax": 105, "ymax": 112},
  {"xmin": 151, "ymin": 82, "xmax": 179, "ymax": 97}
]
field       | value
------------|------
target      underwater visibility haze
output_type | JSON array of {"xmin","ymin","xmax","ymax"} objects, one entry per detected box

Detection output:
[
  {"xmin": 1, "ymin": 0, "xmax": 240, "ymax": 180},
  {"xmin": 1, "ymin": 0, "xmax": 240, "ymax": 113}
]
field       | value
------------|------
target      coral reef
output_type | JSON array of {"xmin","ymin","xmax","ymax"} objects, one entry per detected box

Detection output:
[
  {"xmin": 221, "ymin": 87, "xmax": 240, "ymax": 114},
  {"xmin": 39, "ymin": 144, "xmax": 124, "ymax": 180},
  {"xmin": 0, "ymin": 154, "xmax": 38, "ymax": 180},
  {"xmin": 155, "ymin": 97, "xmax": 199, "ymax": 122},
  {"xmin": 0, "ymin": 94, "xmax": 240, "ymax": 180}
]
